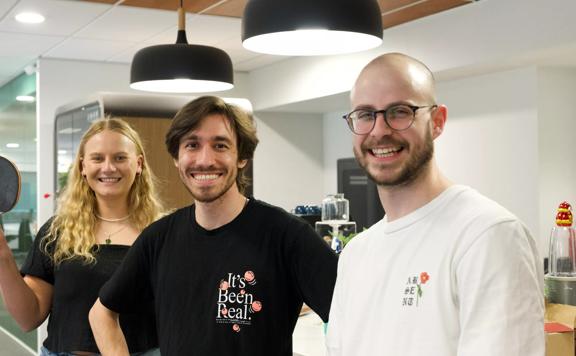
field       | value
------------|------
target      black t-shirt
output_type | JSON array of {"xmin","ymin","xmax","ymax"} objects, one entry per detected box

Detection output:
[
  {"xmin": 100, "ymin": 198, "xmax": 338, "ymax": 356},
  {"xmin": 20, "ymin": 219, "xmax": 158, "ymax": 353}
]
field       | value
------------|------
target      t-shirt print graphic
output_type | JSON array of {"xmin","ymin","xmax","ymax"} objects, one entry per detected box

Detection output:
[{"xmin": 216, "ymin": 270, "xmax": 263, "ymax": 332}]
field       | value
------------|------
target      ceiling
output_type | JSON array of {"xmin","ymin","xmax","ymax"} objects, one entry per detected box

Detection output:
[{"xmin": 0, "ymin": 0, "xmax": 473, "ymax": 87}]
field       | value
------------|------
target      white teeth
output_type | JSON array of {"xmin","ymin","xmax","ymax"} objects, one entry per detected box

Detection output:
[
  {"xmin": 99, "ymin": 177, "xmax": 120, "ymax": 182},
  {"xmin": 372, "ymin": 147, "xmax": 401, "ymax": 157},
  {"xmin": 194, "ymin": 174, "xmax": 219, "ymax": 181}
]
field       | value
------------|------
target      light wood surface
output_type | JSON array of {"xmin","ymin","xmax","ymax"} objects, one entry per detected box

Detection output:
[
  {"xmin": 79, "ymin": 0, "xmax": 473, "ymax": 29},
  {"xmin": 122, "ymin": 117, "xmax": 192, "ymax": 212}
]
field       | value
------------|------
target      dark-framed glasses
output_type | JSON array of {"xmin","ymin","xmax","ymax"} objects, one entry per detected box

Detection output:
[{"xmin": 343, "ymin": 104, "xmax": 438, "ymax": 135}]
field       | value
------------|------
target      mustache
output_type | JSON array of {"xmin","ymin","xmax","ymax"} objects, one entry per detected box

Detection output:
[{"xmin": 361, "ymin": 137, "xmax": 407, "ymax": 150}]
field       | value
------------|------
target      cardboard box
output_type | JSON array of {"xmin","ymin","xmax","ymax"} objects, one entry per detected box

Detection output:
[{"xmin": 546, "ymin": 303, "xmax": 576, "ymax": 356}]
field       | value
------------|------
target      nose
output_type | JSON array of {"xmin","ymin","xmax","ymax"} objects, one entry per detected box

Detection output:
[
  {"xmin": 102, "ymin": 158, "xmax": 117, "ymax": 172},
  {"xmin": 196, "ymin": 146, "xmax": 216, "ymax": 167},
  {"xmin": 370, "ymin": 112, "xmax": 393, "ymax": 137}
]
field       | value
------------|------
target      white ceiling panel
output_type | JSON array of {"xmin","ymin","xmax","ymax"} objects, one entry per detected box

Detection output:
[
  {"xmin": 0, "ymin": 0, "xmax": 18, "ymax": 17},
  {"xmin": 186, "ymin": 14, "xmax": 241, "ymax": 45},
  {"xmin": 106, "ymin": 43, "xmax": 147, "ymax": 64},
  {"xmin": 0, "ymin": 0, "xmax": 111, "ymax": 36},
  {"xmin": 0, "ymin": 32, "xmax": 64, "ymax": 56},
  {"xmin": 234, "ymin": 54, "xmax": 288, "ymax": 72},
  {"xmin": 45, "ymin": 37, "xmax": 138, "ymax": 61},
  {"xmin": 74, "ymin": 5, "xmax": 176, "ymax": 42}
]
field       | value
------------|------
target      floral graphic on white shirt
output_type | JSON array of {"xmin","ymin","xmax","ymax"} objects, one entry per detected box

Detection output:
[
  {"xmin": 416, "ymin": 272, "xmax": 430, "ymax": 306},
  {"xmin": 402, "ymin": 272, "xmax": 430, "ymax": 307}
]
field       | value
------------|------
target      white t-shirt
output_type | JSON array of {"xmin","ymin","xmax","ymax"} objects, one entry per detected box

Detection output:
[{"xmin": 326, "ymin": 185, "xmax": 544, "ymax": 356}]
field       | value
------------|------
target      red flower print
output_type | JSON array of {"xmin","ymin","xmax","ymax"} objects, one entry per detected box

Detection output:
[
  {"xmin": 244, "ymin": 271, "xmax": 255, "ymax": 282},
  {"xmin": 251, "ymin": 301, "xmax": 262, "ymax": 312},
  {"xmin": 420, "ymin": 272, "xmax": 430, "ymax": 285}
]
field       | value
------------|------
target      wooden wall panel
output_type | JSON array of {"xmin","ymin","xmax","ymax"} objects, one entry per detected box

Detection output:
[
  {"xmin": 79, "ymin": 0, "xmax": 474, "ymax": 27},
  {"xmin": 204, "ymin": 0, "xmax": 247, "ymax": 17},
  {"xmin": 121, "ymin": 117, "xmax": 193, "ymax": 211},
  {"xmin": 378, "ymin": 0, "xmax": 422, "ymax": 13},
  {"xmin": 382, "ymin": 0, "xmax": 472, "ymax": 29}
]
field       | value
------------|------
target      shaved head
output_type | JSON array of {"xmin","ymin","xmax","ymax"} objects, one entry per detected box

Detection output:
[{"xmin": 352, "ymin": 53, "xmax": 436, "ymax": 106}]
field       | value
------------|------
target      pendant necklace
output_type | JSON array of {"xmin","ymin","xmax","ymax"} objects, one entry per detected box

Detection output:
[{"xmin": 101, "ymin": 225, "xmax": 127, "ymax": 245}]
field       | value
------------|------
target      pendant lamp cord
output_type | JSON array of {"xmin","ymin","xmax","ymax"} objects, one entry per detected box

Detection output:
[{"xmin": 176, "ymin": 0, "xmax": 188, "ymax": 44}]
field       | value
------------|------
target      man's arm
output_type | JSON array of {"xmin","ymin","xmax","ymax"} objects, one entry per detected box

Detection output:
[
  {"xmin": 290, "ymin": 223, "xmax": 338, "ymax": 322},
  {"xmin": 456, "ymin": 220, "xmax": 544, "ymax": 356},
  {"xmin": 89, "ymin": 298, "xmax": 130, "ymax": 356}
]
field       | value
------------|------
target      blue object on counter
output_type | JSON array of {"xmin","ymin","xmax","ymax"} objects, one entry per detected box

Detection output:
[{"xmin": 294, "ymin": 205, "xmax": 321, "ymax": 216}]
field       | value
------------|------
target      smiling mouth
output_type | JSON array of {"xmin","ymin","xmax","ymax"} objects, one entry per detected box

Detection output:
[
  {"xmin": 192, "ymin": 173, "xmax": 221, "ymax": 181},
  {"xmin": 98, "ymin": 177, "xmax": 121, "ymax": 183},
  {"xmin": 371, "ymin": 146, "xmax": 403, "ymax": 158}
]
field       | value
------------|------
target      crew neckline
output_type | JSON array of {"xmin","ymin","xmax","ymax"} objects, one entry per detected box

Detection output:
[
  {"xmin": 382, "ymin": 185, "xmax": 468, "ymax": 234},
  {"xmin": 190, "ymin": 197, "xmax": 253, "ymax": 235}
]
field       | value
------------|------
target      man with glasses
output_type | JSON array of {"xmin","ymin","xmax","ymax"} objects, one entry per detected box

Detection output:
[{"xmin": 326, "ymin": 53, "xmax": 544, "ymax": 356}]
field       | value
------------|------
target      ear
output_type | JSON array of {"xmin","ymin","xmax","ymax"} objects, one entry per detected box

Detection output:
[
  {"xmin": 80, "ymin": 158, "xmax": 86, "ymax": 177},
  {"xmin": 173, "ymin": 158, "xmax": 179, "ymax": 168},
  {"xmin": 238, "ymin": 159, "xmax": 248, "ymax": 169},
  {"xmin": 431, "ymin": 105, "xmax": 447, "ymax": 140},
  {"xmin": 136, "ymin": 155, "xmax": 143, "ymax": 174}
]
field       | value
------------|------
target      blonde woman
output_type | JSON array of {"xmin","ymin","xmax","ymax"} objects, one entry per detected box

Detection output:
[{"xmin": 0, "ymin": 118, "xmax": 162, "ymax": 355}]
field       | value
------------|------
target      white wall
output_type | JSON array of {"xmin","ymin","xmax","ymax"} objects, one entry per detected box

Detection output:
[
  {"xmin": 537, "ymin": 67, "xmax": 576, "ymax": 256},
  {"xmin": 435, "ymin": 67, "xmax": 541, "ymax": 250},
  {"xmin": 253, "ymin": 112, "xmax": 324, "ymax": 211},
  {"xmin": 322, "ymin": 110, "xmax": 353, "ymax": 197}
]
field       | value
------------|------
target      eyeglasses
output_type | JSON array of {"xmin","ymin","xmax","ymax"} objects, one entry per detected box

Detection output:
[{"xmin": 343, "ymin": 104, "xmax": 438, "ymax": 135}]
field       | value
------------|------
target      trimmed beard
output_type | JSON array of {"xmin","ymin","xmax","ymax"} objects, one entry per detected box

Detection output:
[
  {"xmin": 355, "ymin": 129, "xmax": 434, "ymax": 187},
  {"xmin": 181, "ymin": 167, "xmax": 238, "ymax": 203}
]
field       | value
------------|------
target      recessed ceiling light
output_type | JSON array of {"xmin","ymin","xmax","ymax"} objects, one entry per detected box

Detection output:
[
  {"xmin": 16, "ymin": 95, "xmax": 36, "ymax": 102},
  {"xmin": 6, "ymin": 143, "xmax": 20, "ymax": 149},
  {"xmin": 15, "ymin": 12, "xmax": 45, "ymax": 24}
]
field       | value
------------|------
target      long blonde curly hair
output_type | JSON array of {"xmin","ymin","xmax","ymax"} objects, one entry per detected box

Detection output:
[{"xmin": 44, "ymin": 118, "xmax": 163, "ymax": 265}]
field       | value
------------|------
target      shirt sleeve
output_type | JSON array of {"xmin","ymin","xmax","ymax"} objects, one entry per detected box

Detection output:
[
  {"xmin": 455, "ymin": 220, "xmax": 544, "ymax": 356},
  {"xmin": 99, "ymin": 226, "xmax": 155, "ymax": 313},
  {"xmin": 325, "ymin": 243, "xmax": 350, "ymax": 356},
  {"xmin": 20, "ymin": 218, "xmax": 55, "ymax": 284},
  {"xmin": 288, "ymin": 220, "xmax": 338, "ymax": 322}
]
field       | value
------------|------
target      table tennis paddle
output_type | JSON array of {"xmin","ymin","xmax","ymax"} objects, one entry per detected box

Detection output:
[{"xmin": 0, "ymin": 156, "xmax": 21, "ymax": 216}]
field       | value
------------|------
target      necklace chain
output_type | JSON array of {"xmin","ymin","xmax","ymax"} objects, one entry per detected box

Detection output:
[
  {"xmin": 101, "ymin": 225, "xmax": 128, "ymax": 245},
  {"xmin": 95, "ymin": 214, "xmax": 130, "ymax": 222}
]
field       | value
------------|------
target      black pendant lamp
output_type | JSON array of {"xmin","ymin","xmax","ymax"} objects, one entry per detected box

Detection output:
[
  {"xmin": 130, "ymin": 0, "xmax": 234, "ymax": 93},
  {"xmin": 242, "ymin": 0, "xmax": 383, "ymax": 56}
]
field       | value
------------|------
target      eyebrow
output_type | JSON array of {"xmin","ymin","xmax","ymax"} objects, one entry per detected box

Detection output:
[
  {"xmin": 182, "ymin": 134, "xmax": 234, "ymax": 145},
  {"xmin": 86, "ymin": 151, "xmax": 129, "ymax": 157}
]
